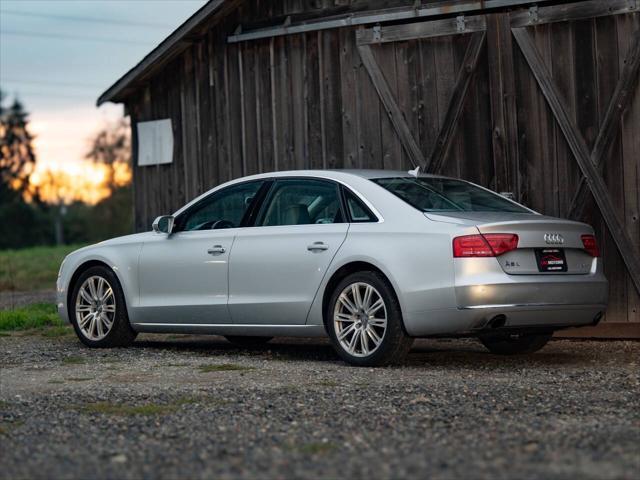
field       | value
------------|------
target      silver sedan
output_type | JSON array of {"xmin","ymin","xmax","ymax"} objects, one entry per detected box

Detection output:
[{"xmin": 57, "ymin": 170, "xmax": 608, "ymax": 366}]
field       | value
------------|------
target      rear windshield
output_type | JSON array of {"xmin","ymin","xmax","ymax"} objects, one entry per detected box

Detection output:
[{"xmin": 372, "ymin": 177, "xmax": 530, "ymax": 213}]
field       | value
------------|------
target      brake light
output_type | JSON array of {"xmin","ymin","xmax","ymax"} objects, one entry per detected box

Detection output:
[
  {"xmin": 581, "ymin": 234, "xmax": 600, "ymax": 257},
  {"xmin": 453, "ymin": 234, "xmax": 519, "ymax": 257}
]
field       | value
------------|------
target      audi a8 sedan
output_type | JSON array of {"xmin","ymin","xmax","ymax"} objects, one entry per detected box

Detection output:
[{"xmin": 57, "ymin": 170, "xmax": 608, "ymax": 366}]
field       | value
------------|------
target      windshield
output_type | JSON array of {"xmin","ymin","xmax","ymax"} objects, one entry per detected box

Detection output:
[{"xmin": 372, "ymin": 177, "xmax": 530, "ymax": 213}]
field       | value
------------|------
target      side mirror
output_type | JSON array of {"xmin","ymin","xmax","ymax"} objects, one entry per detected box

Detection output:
[{"xmin": 152, "ymin": 215, "xmax": 175, "ymax": 235}]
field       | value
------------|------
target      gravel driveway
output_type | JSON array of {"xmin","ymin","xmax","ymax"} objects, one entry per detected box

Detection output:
[{"xmin": 1, "ymin": 333, "xmax": 638, "ymax": 480}]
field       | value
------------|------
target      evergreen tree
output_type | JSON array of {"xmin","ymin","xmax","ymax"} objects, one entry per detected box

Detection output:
[{"xmin": 0, "ymin": 91, "xmax": 37, "ymax": 199}]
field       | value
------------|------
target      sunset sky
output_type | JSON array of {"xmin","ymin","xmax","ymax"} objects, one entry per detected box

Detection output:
[{"xmin": 0, "ymin": 0, "xmax": 207, "ymax": 201}]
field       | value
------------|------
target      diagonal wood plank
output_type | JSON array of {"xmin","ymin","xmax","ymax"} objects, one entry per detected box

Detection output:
[
  {"xmin": 357, "ymin": 43, "xmax": 424, "ymax": 168},
  {"xmin": 567, "ymin": 28, "xmax": 640, "ymax": 220},
  {"xmin": 512, "ymin": 26, "xmax": 640, "ymax": 295},
  {"xmin": 425, "ymin": 31, "xmax": 486, "ymax": 173}
]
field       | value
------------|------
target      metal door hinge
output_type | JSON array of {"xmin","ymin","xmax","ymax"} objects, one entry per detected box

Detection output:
[{"xmin": 456, "ymin": 15, "xmax": 466, "ymax": 33}]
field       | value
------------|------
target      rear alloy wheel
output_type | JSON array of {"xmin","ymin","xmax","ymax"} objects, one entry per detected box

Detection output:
[
  {"xmin": 70, "ymin": 266, "xmax": 137, "ymax": 348},
  {"xmin": 327, "ymin": 272, "xmax": 413, "ymax": 367},
  {"xmin": 479, "ymin": 332, "xmax": 552, "ymax": 355}
]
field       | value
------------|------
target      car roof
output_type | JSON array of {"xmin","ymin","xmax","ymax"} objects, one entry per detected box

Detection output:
[{"xmin": 237, "ymin": 169, "xmax": 450, "ymax": 182}]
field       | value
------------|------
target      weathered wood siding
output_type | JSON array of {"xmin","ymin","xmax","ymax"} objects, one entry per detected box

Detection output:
[{"xmin": 126, "ymin": 1, "xmax": 639, "ymax": 327}]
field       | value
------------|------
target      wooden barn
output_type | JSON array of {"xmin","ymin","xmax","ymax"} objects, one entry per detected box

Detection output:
[{"xmin": 98, "ymin": 0, "xmax": 640, "ymax": 336}]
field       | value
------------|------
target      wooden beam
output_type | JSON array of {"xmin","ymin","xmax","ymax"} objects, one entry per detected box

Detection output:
[
  {"xmin": 568, "ymin": 28, "xmax": 640, "ymax": 220},
  {"xmin": 512, "ymin": 26, "xmax": 640, "ymax": 295},
  {"xmin": 358, "ymin": 44, "xmax": 425, "ymax": 168},
  {"xmin": 228, "ymin": 0, "xmax": 554, "ymax": 44},
  {"xmin": 356, "ymin": 15, "xmax": 486, "ymax": 45},
  {"xmin": 510, "ymin": 0, "xmax": 638, "ymax": 28},
  {"xmin": 426, "ymin": 31, "xmax": 486, "ymax": 173},
  {"xmin": 487, "ymin": 13, "xmax": 520, "ymax": 196}
]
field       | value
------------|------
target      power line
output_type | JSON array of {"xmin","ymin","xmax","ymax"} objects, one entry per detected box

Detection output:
[
  {"xmin": 0, "ymin": 90, "xmax": 95, "ymax": 100},
  {"xmin": 0, "ymin": 9, "xmax": 173, "ymax": 29},
  {"xmin": 1, "ymin": 78, "xmax": 103, "ymax": 90},
  {"xmin": 1, "ymin": 29, "xmax": 155, "ymax": 46}
]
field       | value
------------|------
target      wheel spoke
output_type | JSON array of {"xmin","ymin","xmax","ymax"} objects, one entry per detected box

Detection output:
[
  {"xmin": 369, "ymin": 318, "xmax": 387, "ymax": 328},
  {"xmin": 102, "ymin": 305, "xmax": 116, "ymax": 313},
  {"xmin": 96, "ymin": 277, "xmax": 105, "ymax": 299},
  {"xmin": 101, "ymin": 287, "xmax": 113, "ymax": 302},
  {"xmin": 360, "ymin": 330, "xmax": 369, "ymax": 355},
  {"xmin": 335, "ymin": 312, "xmax": 354, "ymax": 320},
  {"xmin": 88, "ymin": 278, "xmax": 98, "ymax": 300},
  {"xmin": 366, "ymin": 326, "xmax": 382, "ymax": 346},
  {"xmin": 101, "ymin": 313, "xmax": 113, "ymax": 328},
  {"xmin": 351, "ymin": 284, "xmax": 363, "ymax": 309},
  {"xmin": 366, "ymin": 298, "xmax": 385, "ymax": 316},
  {"xmin": 80, "ymin": 287, "xmax": 93, "ymax": 305},
  {"xmin": 347, "ymin": 329, "xmax": 359, "ymax": 352},
  {"xmin": 78, "ymin": 313, "xmax": 91, "ymax": 329},
  {"xmin": 338, "ymin": 294, "xmax": 357, "ymax": 314},
  {"xmin": 338, "ymin": 323, "xmax": 356, "ymax": 341},
  {"xmin": 362, "ymin": 285, "xmax": 373, "ymax": 310},
  {"xmin": 96, "ymin": 316, "xmax": 104, "ymax": 337},
  {"xmin": 76, "ymin": 305, "xmax": 92, "ymax": 313}
]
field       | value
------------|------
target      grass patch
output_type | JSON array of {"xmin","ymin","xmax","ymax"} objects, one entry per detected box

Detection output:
[
  {"xmin": 47, "ymin": 379, "xmax": 65, "ymax": 384},
  {"xmin": 66, "ymin": 377, "xmax": 93, "ymax": 382},
  {"xmin": 314, "ymin": 380, "xmax": 339, "ymax": 388},
  {"xmin": 41, "ymin": 325, "xmax": 73, "ymax": 337},
  {"xmin": 198, "ymin": 364, "xmax": 254, "ymax": 373},
  {"xmin": 0, "ymin": 244, "xmax": 84, "ymax": 292},
  {"xmin": 61, "ymin": 356, "xmax": 85, "ymax": 365},
  {"xmin": 80, "ymin": 397, "xmax": 200, "ymax": 416},
  {"xmin": 81, "ymin": 402, "xmax": 174, "ymax": 416},
  {"xmin": 0, "ymin": 303, "xmax": 63, "ymax": 331},
  {"xmin": 0, "ymin": 420, "xmax": 24, "ymax": 436}
]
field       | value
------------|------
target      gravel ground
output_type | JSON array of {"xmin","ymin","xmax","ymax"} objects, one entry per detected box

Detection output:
[{"xmin": 0, "ymin": 333, "xmax": 638, "ymax": 480}]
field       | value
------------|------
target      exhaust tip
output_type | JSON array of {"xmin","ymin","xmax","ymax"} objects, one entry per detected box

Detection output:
[
  {"xmin": 488, "ymin": 314, "xmax": 507, "ymax": 329},
  {"xmin": 592, "ymin": 311, "xmax": 603, "ymax": 326}
]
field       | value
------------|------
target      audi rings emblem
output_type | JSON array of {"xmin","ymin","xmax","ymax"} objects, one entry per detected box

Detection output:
[{"xmin": 544, "ymin": 233, "xmax": 565, "ymax": 245}]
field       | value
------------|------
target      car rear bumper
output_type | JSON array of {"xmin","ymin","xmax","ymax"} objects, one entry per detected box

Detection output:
[{"xmin": 403, "ymin": 257, "xmax": 608, "ymax": 336}]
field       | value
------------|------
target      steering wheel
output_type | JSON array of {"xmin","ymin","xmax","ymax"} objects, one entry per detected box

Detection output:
[{"xmin": 211, "ymin": 220, "xmax": 235, "ymax": 230}]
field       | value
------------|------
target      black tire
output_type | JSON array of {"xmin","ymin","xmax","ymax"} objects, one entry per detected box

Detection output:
[
  {"xmin": 479, "ymin": 332, "xmax": 552, "ymax": 355},
  {"xmin": 326, "ymin": 271, "xmax": 413, "ymax": 367},
  {"xmin": 69, "ymin": 266, "xmax": 137, "ymax": 348},
  {"xmin": 225, "ymin": 336, "xmax": 273, "ymax": 348}
]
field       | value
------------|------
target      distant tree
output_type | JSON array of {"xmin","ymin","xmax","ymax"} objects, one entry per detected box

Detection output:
[
  {"xmin": 0, "ymin": 91, "xmax": 37, "ymax": 200},
  {"xmin": 0, "ymin": 91, "xmax": 52, "ymax": 249},
  {"xmin": 85, "ymin": 118, "xmax": 131, "ymax": 190}
]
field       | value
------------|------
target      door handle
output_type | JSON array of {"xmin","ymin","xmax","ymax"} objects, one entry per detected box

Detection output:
[
  {"xmin": 307, "ymin": 242, "xmax": 329, "ymax": 252},
  {"xmin": 207, "ymin": 245, "xmax": 226, "ymax": 255}
]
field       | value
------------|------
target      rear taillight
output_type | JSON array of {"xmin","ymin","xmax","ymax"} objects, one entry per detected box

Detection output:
[
  {"xmin": 453, "ymin": 234, "xmax": 519, "ymax": 258},
  {"xmin": 581, "ymin": 234, "xmax": 600, "ymax": 257}
]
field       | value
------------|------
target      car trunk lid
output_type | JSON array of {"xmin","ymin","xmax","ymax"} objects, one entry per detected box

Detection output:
[{"xmin": 426, "ymin": 212, "xmax": 596, "ymax": 275}]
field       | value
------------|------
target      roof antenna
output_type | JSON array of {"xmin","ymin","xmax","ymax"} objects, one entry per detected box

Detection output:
[{"xmin": 408, "ymin": 166, "xmax": 420, "ymax": 178}]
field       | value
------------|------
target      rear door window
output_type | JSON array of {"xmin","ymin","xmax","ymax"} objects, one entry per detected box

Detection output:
[{"xmin": 258, "ymin": 179, "xmax": 344, "ymax": 226}]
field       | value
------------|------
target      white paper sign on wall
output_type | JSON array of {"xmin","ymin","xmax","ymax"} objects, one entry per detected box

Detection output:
[{"xmin": 137, "ymin": 119, "xmax": 174, "ymax": 166}]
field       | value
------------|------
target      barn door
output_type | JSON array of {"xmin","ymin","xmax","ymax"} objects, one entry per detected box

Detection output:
[
  {"xmin": 508, "ymin": 0, "xmax": 640, "ymax": 304},
  {"xmin": 355, "ymin": 16, "xmax": 494, "ymax": 187},
  {"xmin": 356, "ymin": 0, "xmax": 640, "ymax": 322}
]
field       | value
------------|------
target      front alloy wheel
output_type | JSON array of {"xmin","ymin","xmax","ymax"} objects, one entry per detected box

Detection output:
[
  {"xmin": 327, "ymin": 271, "xmax": 413, "ymax": 366},
  {"xmin": 70, "ymin": 266, "xmax": 137, "ymax": 348},
  {"xmin": 75, "ymin": 276, "xmax": 116, "ymax": 341}
]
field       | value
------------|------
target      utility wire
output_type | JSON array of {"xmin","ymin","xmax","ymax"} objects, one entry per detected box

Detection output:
[
  {"xmin": 0, "ymin": 9, "xmax": 173, "ymax": 29},
  {"xmin": 0, "ymin": 29, "xmax": 155, "ymax": 46},
  {"xmin": 1, "ymin": 78, "xmax": 103, "ymax": 89}
]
